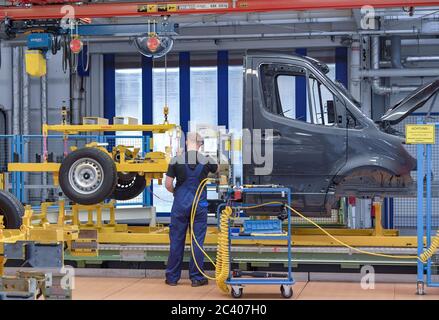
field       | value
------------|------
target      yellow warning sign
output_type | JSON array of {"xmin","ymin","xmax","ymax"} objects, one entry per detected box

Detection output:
[
  {"xmin": 167, "ymin": 4, "xmax": 177, "ymax": 11},
  {"xmin": 406, "ymin": 124, "xmax": 435, "ymax": 144},
  {"xmin": 147, "ymin": 4, "xmax": 158, "ymax": 12},
  {"xmin": 138, "ymin": 4, "xmax": 157, "ymax": 12}
]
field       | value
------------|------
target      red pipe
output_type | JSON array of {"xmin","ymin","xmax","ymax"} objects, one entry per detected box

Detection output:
[{"xmin": 1, "ymin": 0, "xmax": 439, "ymax": 20}]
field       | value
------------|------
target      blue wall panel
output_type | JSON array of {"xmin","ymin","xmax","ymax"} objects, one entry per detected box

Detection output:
[
  {"xmin": 335, "ymin": 47, "xmax": 348, "ymax": 89},
  {"xmin": 103, "ymin": 54, "xmax": 115, "ymax": 124},
  {"xmin": 142, "ymin": 55, "xmax": 153, "ymax": 135},
  {"xmin": 142, "ymin": 56, "xmax": 153, "ymax": 206},
  {"xmin": 295, "ymin": 48, "xmax": 307, "ymax": 122},
  {"xmin": 217, "ymin": 50, "xmax": 229, "ymax": 128},
  {"xmin": 179, "ymin": 52, "xmax": 191, "ymax": 133}
]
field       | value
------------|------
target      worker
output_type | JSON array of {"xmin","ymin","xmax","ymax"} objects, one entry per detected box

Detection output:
[{"xmin": 164, "ymin": 132, "xmax": 218, "ymax": 287}]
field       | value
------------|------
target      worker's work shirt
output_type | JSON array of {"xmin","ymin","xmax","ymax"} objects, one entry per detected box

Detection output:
[{"xmin": 166, "ymin": 151, "xmax": 218, "ymax": 189}]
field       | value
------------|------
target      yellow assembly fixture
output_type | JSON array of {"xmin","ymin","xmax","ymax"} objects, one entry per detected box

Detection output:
[
  {"xmin": 7, "ymin": 121, "xmax": 179, "ymax": 188},
  {"xmin": 0, "ymin": 173, "xmax": 4, "ymax": 190},
  {"xmin": 25, "ymin": 50, "xmax": 47, "ymax": 77}
]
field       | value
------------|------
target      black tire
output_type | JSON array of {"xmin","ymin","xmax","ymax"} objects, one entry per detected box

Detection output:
[
  {"xmin": 231, "ymin": 287, "xmax": 243, "ymax": 298},
  {"xmin": 0, "ymin": 190, "xmax": 24, "ymax": 229},
  {"xmin": 280, "ymin": 285, "xmax": 293, "ymax": 299},
  {"xmin": 112, "ymin": 173, "xmax": 146, "ymax": 201},
  {"xmin": 59, "ymin": 148, "xmax": 117, "ymax": 205}
]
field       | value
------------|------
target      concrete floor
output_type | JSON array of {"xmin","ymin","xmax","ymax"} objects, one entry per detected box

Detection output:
[{"xmin": 72, "ymin": 277, "xmax": 439, "ymax": 300}]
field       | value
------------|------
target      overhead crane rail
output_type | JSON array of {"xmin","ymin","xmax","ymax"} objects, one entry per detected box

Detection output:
[{"xmin": 1, "ymin": 0, "xmax": 439, "ymax": 20}]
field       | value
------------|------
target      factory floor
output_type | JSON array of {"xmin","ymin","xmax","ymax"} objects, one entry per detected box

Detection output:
[{"xmin": 72, "ymin": 277, "xmax": 439, "ymax": 300}]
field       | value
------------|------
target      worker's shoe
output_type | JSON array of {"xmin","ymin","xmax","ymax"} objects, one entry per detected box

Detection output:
[
  {"xmin": 191, "ymin": 278, "xmax": 209, "ymax": 287},
  {"xmin": 165, "ymin": 279, "xmax": 178, "ymax": 286}
]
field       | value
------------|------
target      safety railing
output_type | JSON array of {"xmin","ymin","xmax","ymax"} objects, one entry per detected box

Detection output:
[
  {"xmin": 0, "ymin": 134, "xmax": 152, "ymax": 208},
  {"xmin": 416, "ymin": 121, "xmax": 439, "ymax": 291},
  {"xmin": 393, "ymin": 113, "xmax": 439, "ymax": 230}
]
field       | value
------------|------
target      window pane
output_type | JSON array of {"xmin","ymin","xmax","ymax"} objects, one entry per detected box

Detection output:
[
  {"xmin": 272, "ymin": 63, "xmax": 337, "ymax": 126},
  {"xmin": 152, "ymin": 67, "xmax": 180, "ymax": 213},
  {"xmin": 115, "ymin": 69, "xmax": 143, "ymax": 137},
  {"xmin": 190, "ymin": 66, "xmax": 218, "ymax": 128},
  {"xmin": 277, "ymin": 75, "xmax": 297, "ymax": 120},
  {"xmin": 275, "ymin": 74, "xmax": 308, "ymax": 122},
  {"xmin": 228, "ymin": 66, "xmax": 243, "ymax": 132},
  {"xmin": 308, "ymin": 64, "xmax": 337, "ymax": 126},
  {"xmin": 228, "ymin": 65, "xmax": 243, "ymax": 184},
  {"xmin": 115, "ymin": 68, "xmax": 143, "ymax": 206},
  {"xmin": 153, "ymin": 67, "xmax": 180, "ymax": 127}
]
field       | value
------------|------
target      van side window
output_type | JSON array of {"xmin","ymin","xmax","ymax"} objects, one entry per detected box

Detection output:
[
  {"xmin": 276, "ymin": 75, "xmax": 307, "ymax": 121},
  {"xmin": 308, "ymin": 76, "xmax": 338, "ymax": 126},
  {"xmin": 261, "ymin": 63, "xmax": 343, "ymax": 127},
  {"xmin": 260, "ymin": 64, "xmax": 311, "ymax": 123}
]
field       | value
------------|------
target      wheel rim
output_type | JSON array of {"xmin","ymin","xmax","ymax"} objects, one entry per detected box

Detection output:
[
  {"xmin": 68, "ymin": 157, "xmax": 104, "ymax": 195},
  {"xmin": 116, "ymin": 176, "xmax": 137, "ymax": 189}
]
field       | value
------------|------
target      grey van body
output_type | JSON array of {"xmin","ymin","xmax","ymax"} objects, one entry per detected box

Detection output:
[{"xmin": 242, "ymin": 53, "xmax": 437, "ymax": 216}]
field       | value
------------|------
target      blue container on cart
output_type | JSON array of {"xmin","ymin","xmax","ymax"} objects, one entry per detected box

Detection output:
[{"xmin": 244, "ymin": 219, "xmax": 282, "ymax": 234}]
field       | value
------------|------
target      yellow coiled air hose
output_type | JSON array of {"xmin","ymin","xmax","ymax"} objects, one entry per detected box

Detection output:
[
  {"xmin": 420, "ymin": 229, "xmax": 439, "ymax": 263},
  {"xmin": 188, "ymin": 184, "xmax": 439, "ymax": 294},
  {"xmin": 189, "ymin": 178, "xmax": 232, "ymax": 293},
  {"xmin": 215, "ymin": 206, "xmax": 232, "ymax": 292}
]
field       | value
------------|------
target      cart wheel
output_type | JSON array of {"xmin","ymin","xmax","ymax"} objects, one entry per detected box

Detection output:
[
  {"xmin": 112, "ymin": 173, "xmax": 146, "ymax": 201},
  {"xmin": 280, "ymin": 285, "xmax": 293, "ymax": 299},
  {"xmin": 231, "ymin": 287, "xmax": 243, "ymax": 298},
  {"xmin": 0, "ymin": 190, "xmax": 24, "ymax": 229},
  {"xmin": 59, "ymin": 148, "xmax": 117, "ymax": 205}
]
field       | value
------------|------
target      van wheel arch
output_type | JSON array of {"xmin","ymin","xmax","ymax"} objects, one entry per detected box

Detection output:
[{"xmin": 333, "ymin": 166, "xmax": 411, "ymax": 190}]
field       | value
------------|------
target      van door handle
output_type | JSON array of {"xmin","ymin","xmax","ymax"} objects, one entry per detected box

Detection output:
[{"xmin": 262, "ymin": 130, "xmax": 282, "ymax": 141}]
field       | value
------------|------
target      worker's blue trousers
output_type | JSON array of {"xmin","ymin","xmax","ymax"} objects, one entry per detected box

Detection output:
[
  {"xmin": 166, "ymin": 164, "xmax": 208, "ymax": 283},
  {"xmin": 165, "ymin": 206, "xmax": 208, "ymax": 283}
]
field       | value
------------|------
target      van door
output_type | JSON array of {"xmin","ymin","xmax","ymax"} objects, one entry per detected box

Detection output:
[{"xmin": 243, "ymin": 55, "xmax": 348, "ymax": 215}]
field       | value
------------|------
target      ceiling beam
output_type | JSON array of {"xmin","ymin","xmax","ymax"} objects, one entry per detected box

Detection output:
[{"xmin": 1, "ymin": 0, "xmax": 439, "ymax": 20}]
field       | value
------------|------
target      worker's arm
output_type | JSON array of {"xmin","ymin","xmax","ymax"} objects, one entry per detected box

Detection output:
[
  {"xmin": 165, "ymin": 175, "xmax": 175, "ymax": 194},
  {"xmin": 206, "ymin": 156, "xmax": 219, "ymax": 173},
  {"xmin": 165, "ymin": 158, "xmax": 177, "ymax": 194}
]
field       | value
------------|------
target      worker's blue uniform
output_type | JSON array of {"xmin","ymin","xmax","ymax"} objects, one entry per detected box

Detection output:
[{"xmin": 165, "ymin": 163, "xmax": 208, "ymax": 283}]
